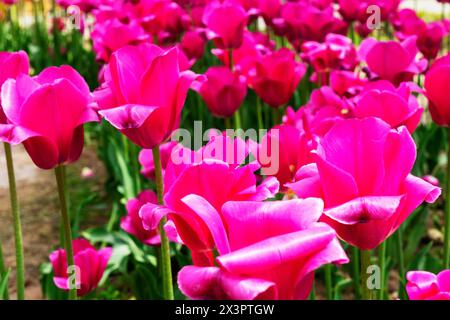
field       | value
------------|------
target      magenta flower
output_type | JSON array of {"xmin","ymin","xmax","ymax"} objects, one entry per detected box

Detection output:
[
  {"xmin": 283, "ymin": 86, "xmax": 352, "ymax": 137},
  {"xmin": 0, "ymin": 51, "xmax": 29, "ymax": 124},
  {"xmin": 0, "ymin": 65, "xmax": 98, "ymax": 170},
  {"xmin": 97, "ymin": 43, "xmax": 197, "ymax": 149},
  {"xmin": 359, "ymin": 36, "xmax": 427, "ymax": 86},
  {"xmin": 121, "ymin": 190, "xmax": 160, "ymax": 246},
  {"xmin": 152, "ymin": 135, "xmax": 279, "ymax": 265},
  {"xmin": 353, "ymin": 80, "xmax": 423, "ymax": 133},
  {"xmin": 424, "ymin": 54, "xmax": 450, "ymax": 126},
  {"xmin": 288, "ymin": 118, "xmax": 440, "ymax": 250},
  {"xmin": 212, "ymin": 31, "xmax": 273, "ymax": 77},
  {"xmin": 406, "ymin": 270, "xmax": 450, "ymax": 300},
  {"xmin": 121, "ymin": 189, "xmax": 180, "ymax": 245},
  {"xmin": 178, "ymin": 198, "xmax": 348, "ymax": 299},
  {"xmin": 257, "ymin": 124, "xmax": 315, "ymax": 188},
  {"xmin": 280, "ymin": 2, "xmax": 347, "ymax": 48},
  {"xmin": 91, "ymin": 18, "xmax": 150, "ymax": 62},
  {"xmin": 391, "ymin": 9, "xmax": 448, "ymax": 60},
  {"xmin": 301, "ymin": 34, "xmax": 358, "ymax": 85},
  {"xmin": 203, "ymin": 0, "xmax": 248, "ymax": 49},
  {"xmin": 338, "ymin": 0, "xmax": 366, "ymax": 22},
  {"xmin": 329, "ymin": 70, "xmax": 366, "ymax": 97},
  {"xmin": 249, "ymin": 48, "xmax": 306, "ymax": 108},
  {"xmin": 193, "ymin": 66, "xmax": 247, "ymax": 118},
  {"xmin": 49, "ymin": 238, "xmax": 112, "ymax": 297},
  {"xmin": 139, "ymin": 0, "xmax": 191, "ymax": 44},
  {"xmin": 180, "ymin": 30, "xmax": 206, "ymax": 61}
]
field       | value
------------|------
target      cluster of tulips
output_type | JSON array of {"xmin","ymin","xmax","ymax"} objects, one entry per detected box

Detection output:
[{"xmin": 1, "ymin": 0, "xmax": 450, "ymax": 300}]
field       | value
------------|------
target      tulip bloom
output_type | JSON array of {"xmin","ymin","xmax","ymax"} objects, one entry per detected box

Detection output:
[
  {"xmin": 0, "ymin": 65, "xmax": 98, "ymax": 170},
  {"xmin": 121, "ymin": 190, "xmax": 160, "ymax": 246},
  {"xmin": 121, "ymin": 190, "xmax": 180, "ymax": 245},
  {"xmin": 178, "ymin": 198, "xmax": 349, "ymax": 299},
  {"xmin": 406, "ymin": 270, "xmax": 450, "ymax": 300},
  {"xmin": 49, "ymin": 238, "xmax": 112, "ymax": 297},
  {"xmin": 249, "ymin": 48, "xmax": 306, "ymax": 108},
  {"xmin": 144, "ymin": 135, "xmax": 279, "ymax": 265},
  {"xmin": 193, "ymin": 66, "xmax": 247, "ymax": 118},
  {"xmin": 97, "ymin": 44, "xmax": 196, "ymax": 149},
  {"xmin": 257, "ymin": 124, "xmax": 315, "ymax": 188},
  {"xmin": 91, "ymin": 18, "xmax": 150, "ymax": 62},
  {"xmin": 180, "ymin": 30, "xmax": 206, "ymax": 61},
  {"xmin": 359, "ymin": 36, "xmax": 427, "ymax": 86},
  {"xmin": 0, "ymin": 51, "xmax": 29, "ymax": 121},
  {"xmin": 301, "ymin": 34, "xmax": 358, "ymax": 85},
  {"xmin": 203, "ymin": 0, "xmax": 248, "ymax": 49},
  {"xmin": 288, "ymin": 118, "xmax": 440, "ymax": 250},
  {"xmin": 424, "ymin": 54, "xmax": 450, "ymax": 126},
  {"xmin": 281, "ymin": 2, "xmax": 347, "ymax": 47},
  {"xmin": 353, "ymin": 80, "xmax": 423, "ymax": 133},
  {"xmin": 391, "ymin": 9, "xmax": 448, "ymax": 60},
  {"xmin": 283, "ymin": 86, "xmax": 353, "ymax": 137}
]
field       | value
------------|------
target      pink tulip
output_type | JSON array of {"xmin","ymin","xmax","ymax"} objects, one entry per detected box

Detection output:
[
  {"xmin": 139, "ymin": 141, "xmax": 178, "ymax": 180},
  {"xmin": 338, "ymin": 0, "xmax": 366, "ymax": 22},
  {"xmin": 406, "ymin": 270, "xmax": 450, "ymax": 300},
  {"xmin": 258, "ymin": 0, "xmax": 282, "ymax": 26},
  {"xmin": 257, "ymin": 124, "xmax": 315, "ymax": 188},
  {"xmin": 280, "ymin": 2, "xmax": 347, "ymax": 48},
  {"xmin": 212, "ymin": 31, "xmax": 273, "ymax": 77},
  {"xmin": 138, "ymin": 0, "xmax": 191, "ymax": 44},
  {"xmin": 359, "ymin": 36, "xmax": 427, "ymax": 86},
  {"xmin": 424, "ymin": 54, "xmax": 450, "ymax": 126},
  {"xmin": 193, "ymin": 66, "xmax": 247, "ymax": 118},
  {"xmin": 91, "ymin": 18, "xmax": 150, "ymax": 62},
  {"xmin": 203, "ymin": 0, "xmax": 248, "ymax": 49},
  {"xmin": 49, "ymin": 238, "xmax": 112, "ymax": 296},
  {"xmin": 0, "ymin": 65, "xmax": 98, "ymax": 170},
  {"xmin": 283, "ymin": 86, "xmax": 353, "ymax": 137},
  {"xmin": 178, "ymin": 198, "xmax": 348, "ymax": 299},
  {"xmin": 150, "ymin": 135, "xmax": 279, "ymax": 265},
  {"xmin": 329, "ymin": 70, "xmax": 366, "ymax": 97},
  {"xmin": 288, "ymin": 118, "xmax": 440, "ymax": 250},
  {"xmin": 249, "ymin": 48, "xmax": 306, "ymax": 108},
  {"xmin": 97, "ymin": 44, "xmax": 197, "ymax": 149},
  {"xmin": 353, "ymin": 80, "xmax": 423, "ymax": 133},
  {"xmin": 391, "ymin": 9, "xmax": 448, "ymax": 60},
  {"xmin": 180, "ymin": 30, "xmax": 206, "ymax": 61},
  {"xmin": 1, "ymin": 0, "xmax": 18, "ymax": 5},
  {"xmin": 121, "ymin": 190, "xmax": 161, "ymax": 246},
  {"xmin": 301, "ymin": 34, "xmax": 358, "ymax": 85},
  {"xmin": 0, "ymin": 51, "xmax": 29, "ymax": 121},
  {"xmin": 121, "ymin": 189, "xmax": 181, "ymax": 245},
  {"xmin": 57, "ymin": 0, "xmax": 100, "ymax": 13}
]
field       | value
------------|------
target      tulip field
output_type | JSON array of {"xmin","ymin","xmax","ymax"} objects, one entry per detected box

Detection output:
[{"xmin": 1, "ymin": 0, "xmax": 450, "ymax": 303}]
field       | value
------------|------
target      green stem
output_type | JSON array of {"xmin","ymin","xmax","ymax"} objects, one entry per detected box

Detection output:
[
  {"xmin": 54, "ymin": 165, "xmax": 77, "ymax": 300},
  {"xmin": 324, "ymin": 264, "xmax": 333, "ymax": 300},
  {"xmin": 224, "ymin": 117, "xmax": 231, "ymax": 130},
  {"xmin": 3, "ymin": 143, "xmax": 25, "ymax": 300},
  {"xmin": 351, "ymin": 246, "xmax": 361, "ymax": 300},
  {"xmin": 233, "ymin": 109, "xmax": 242, "ymax": 130},
  {"xmin": 0, "ymin": 234, "xmax": 9, "ymax": 300},
  {"xmin": 396, "ymin": 229, "xmax": 406, "ymax": 299},
  {"xmin": 256, "ymin": 96, "xmax": 264, "ymax": 130},
  {"xmin": 378, "ymin": 241, "xmax": 386, "ymax": 300},
  {"xmin": 361, "ymin": 249, "xmax": 374, "ymax": 300},
  {"xmin": 152, "ymin": 146, "xmax": 174, "ymax": 300},
  {"xmin": 445, "ymin": 127, "xmax": 450, "ymax": 269}
]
